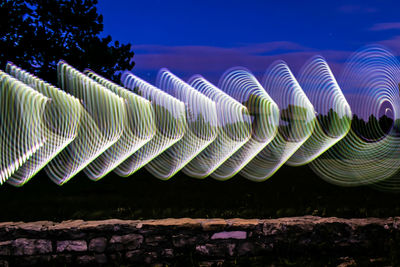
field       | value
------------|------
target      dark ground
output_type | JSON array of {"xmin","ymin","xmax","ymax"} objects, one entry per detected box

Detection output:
[{"xmin": 0, "ymin": 164, "xmax": 399, "ymax": 222}]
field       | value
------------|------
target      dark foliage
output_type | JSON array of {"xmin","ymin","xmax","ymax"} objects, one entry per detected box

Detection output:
[
  {"xmin": 352, "ymin": 113, "xmax": 397, "ymax": 141},
  {"xmin": 0, "ymin": 0, "xmax": 134, "ymax": 84},
  {"xmin": 1, "ymin": 163, "xmax": 399, "ymax": 222}
]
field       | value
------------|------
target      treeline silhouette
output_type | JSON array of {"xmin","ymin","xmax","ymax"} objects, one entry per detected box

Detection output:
[
  {"xmin": 318, "ymin": 109, "xmax": 396, "ymax": 141},
  {"xmin": 351, "ymin": 114, "xmax": 397, "ymax": 141},
  {"xmin": 277, "ymin": 105, "xmax": 396, "ymax": 142},
  {"xmin": 0, "ymin": 0, "xmax": 134, "ymax": 84}
]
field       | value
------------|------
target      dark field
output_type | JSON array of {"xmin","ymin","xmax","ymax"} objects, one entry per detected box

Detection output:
[{"xmin": 0, "ymin": 164, "xmax": 399, "ymax": 222}]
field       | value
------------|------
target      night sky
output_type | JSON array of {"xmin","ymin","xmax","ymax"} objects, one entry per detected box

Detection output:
[{"xmin": 97, "ymin": 0, "xmax": 400, "ymax": 84}]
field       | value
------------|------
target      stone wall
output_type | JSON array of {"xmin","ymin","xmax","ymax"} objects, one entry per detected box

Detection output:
[{"xmin": 0, "ymin": 216, "xmax": 399, "ymax": 266}]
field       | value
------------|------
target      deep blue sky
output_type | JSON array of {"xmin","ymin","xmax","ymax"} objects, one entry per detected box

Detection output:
[{"xmin": 97, "ymin": 0, "xmax": 400, "ymax": 83}]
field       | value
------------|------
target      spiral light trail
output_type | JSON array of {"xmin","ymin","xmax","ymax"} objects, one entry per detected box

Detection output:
[
  {"xmin": 46, "ymin": 62, "xmax": 125, "ymax": 184},
  {"xmin": 83, "ymin": 70, "xmax": 155, "ymax": 180},
  {"xmin": 0, "ymin": 70, "xmax": 48, "ymax": 184},
  {"xmin": 182, "ymin": 75, "xmax": 251, "ymax": 178},
  {"xmin": 115, "ymin": 72, "xmax": 186, "ymax": 176},
  {"xmin": 309, "ymin": 46, "xmax": 400, "ymax": 191},
  {"xmin": 241, "ymin": 61, "xmax": 316, "ymax": 181},
  {"xmin": 212, "ymin": 67, "xmax": 279, "ymax": 180},
  {"xmin": 5, "ymin": 63, "xmax": 81, "ymax": 186},
  {"xmin": 286, "ymin": 56, "xmax": 352, "ymax": 166},
  {"xmin": 1, "ymin": 45, "xmax": 400, "ymax": 191},
  {"xmin": 146, "ymin": 69, "xmax": 218, "ymax": 179}
]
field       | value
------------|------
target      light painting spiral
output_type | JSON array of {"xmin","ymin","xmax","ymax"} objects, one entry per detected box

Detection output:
[
  {"xmin": 241, "ymin": 61, "xmax": 315, "ymax": 181},
  {"xmin": 0, "ymin": 71, "xmax": 48, "ymax": 184},
  {"xmin": 83, "ymin": 70, "xmax": 155, "ymax": 180},
  {"xmin": 287, "ymin": 56, "xmax": 352, "ymax": 166},
  {"xmin": 212, "ymin": 67, "xmax": 279, "ymax": 180},
  {"xmin": 309, "ymin": 46, "xmax": 400, "ymax": 191},
  {"xmin": 5, "ymin": 63, "xmax": 81, "ymax": 186},
  {"xmin": 115, "ymin": 71, "xmax": 186, "ymax": 177},
  {"xmin": 145, "ymin": 69, "xmax": 218, "ymax": 179},
  {"xmin": 45, "ymin": 61, "xmax": 125, "ymax": 184},
  {"xmin": 1, "ymin": 45, "xmax": 400, "ymax": 192},
  {"xmin": 182, "ymin": 75, "xmax": 252, "ymax": 178}
]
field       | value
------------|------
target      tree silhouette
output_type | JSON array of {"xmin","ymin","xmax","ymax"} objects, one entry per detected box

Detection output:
[
  {"xmin": 279, "ymin": 104, "xmax": 312, "ymax": 142},
  {"xmin": 350, "ymin": 113, "xmax": 394, "ymax": 142},
  {"xmin": 0, "ymin": 0, "xmax": 134, "ymax": 84}
]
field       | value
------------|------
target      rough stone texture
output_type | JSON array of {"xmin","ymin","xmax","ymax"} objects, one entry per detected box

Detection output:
[
  {"xmin": 109, "ymin": 234, "xmax": 143, "ymax": 251},
  {"xmin": 0, "ymin": 241, "xmax": 11, "ymax": 256},
  {"xmin": 88, "ymin": 237, "xmax": 107, "ymax": 253},
  {"xmin": 211, "ymin": 231, "xmax": 246, "ymax": 239},
  {"xmin": 0, "ymin": 216, "xmax": 398, "ymax": 265},
  {"xmin": 56, "ymin": 240, "xmax": 87, "ymax": 253},
  {"xmin": 12, "ymin": 239, "xmax": 51, "ymax": 256}
]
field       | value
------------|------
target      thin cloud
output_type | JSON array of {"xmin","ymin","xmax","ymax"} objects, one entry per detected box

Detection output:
[
  {"xmin": 370, "ymin": 22, "xmax": 400, "ymax": 31},
  {"xmin": 239, "ymin": 41, "xmax": 311, "ymax": 54},
  {"xmin": 134, "ymin": 41, "xmax": 310, "ymax": 56},
  {"xmin": 338, "ymin": 5, "xmax": 377, "ymax": 14},
  {"xmin": 378, "ymin": 35, "xmax": 400, "ymax": 53},
  {"xmin": 131, "ymin": 43, "xmax": 351, "ymax": 84}
]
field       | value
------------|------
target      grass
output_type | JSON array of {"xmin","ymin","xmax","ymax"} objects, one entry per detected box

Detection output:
[{"xmin": 0, "ymin": 164, "xmax": 399, "ymax": 222}]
